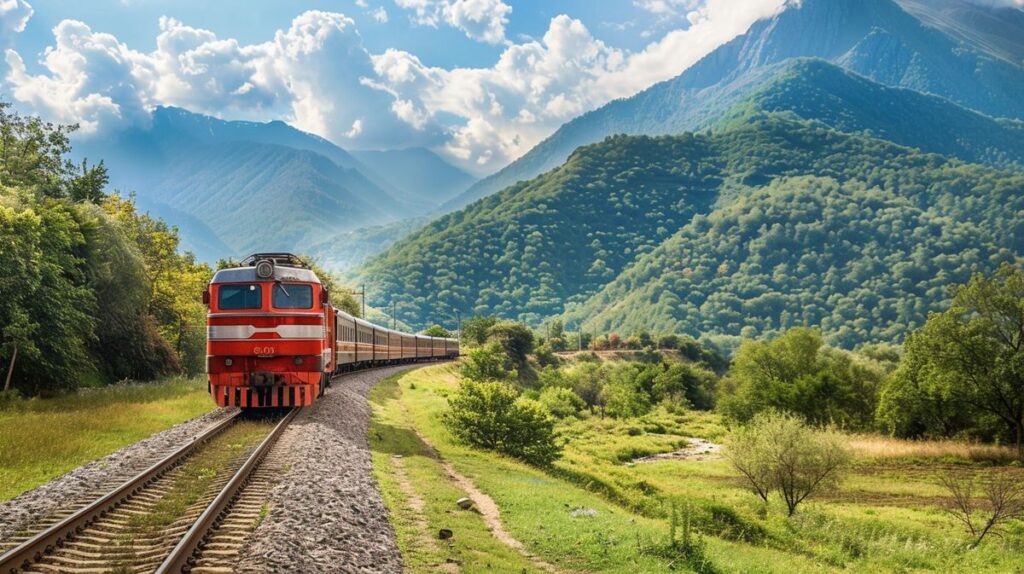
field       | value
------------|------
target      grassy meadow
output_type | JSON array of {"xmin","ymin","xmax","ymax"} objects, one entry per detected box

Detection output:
[
  {"xmin": 0, "ymin": 376, "xmax": 215, "ymax": 501},
  {"xmin": 369, "ymin": 364, "xmax": 1024, "ymax": 574}
]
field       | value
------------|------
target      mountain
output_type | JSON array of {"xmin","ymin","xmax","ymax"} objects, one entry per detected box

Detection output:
[
  {"xmin": 350, "ymin": 148, "xmax": 476, "ymax": 206},
  {"xmin": 564, "ymin": 173, "xmax": 1016, "ymax": 348},
  {"xmin": 724, "ymin": 59, "xmax": 1024, "ymax": 168},
  {"xmin": 360, "ymin": 114, "xmax": 1024, "ymax": 345},
  {"xmin": 444, "ymin": 0, "xmax": 1024, "ymax": 211},
  {"xmin": 74, "ymin": 108, "xmax": 415, "ymax": 261},
  {"xmin": 308, "ymin": 217, "xmax": 431, "ymax": 273}
]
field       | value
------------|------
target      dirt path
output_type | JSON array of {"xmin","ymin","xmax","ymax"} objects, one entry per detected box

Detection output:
[
  {"xmin": 402, "ymin": 409, "xmax": 560, "ymax": 574},
  {"xmin": 390, "ymin": 454, "xmax": 459, "ymax": 573}
]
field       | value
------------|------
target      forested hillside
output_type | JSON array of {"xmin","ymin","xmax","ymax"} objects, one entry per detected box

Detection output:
[
  {"xmin": 446, "ymin": 0, "xmax": 1024, "ymax": 211},
  {"xmin": 0, "ymin": 103, "xmax": 211, "ymax": 395},
  {"xmin": 361, "ymin": 114, "xmax": 1024, "ymax": 345},
  {"xmin": 566, "ymin": 175, "xmax": 1016, "ymax": 347}
]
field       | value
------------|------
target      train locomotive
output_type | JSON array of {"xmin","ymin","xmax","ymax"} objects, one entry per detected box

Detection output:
[{"xmin": 204, "ymin": 253, "xmax": 458, "ymax": 408}]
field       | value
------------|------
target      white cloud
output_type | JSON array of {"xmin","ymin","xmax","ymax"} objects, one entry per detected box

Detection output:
[
  {"xmin": 372, "ymin": 0, "xmax": 786, "ymax": 172},
  {"xmin": 3, "ymin": 0, "xmax": 788, "ymax": 174},
  {"xmin": 395, "ymin": 0, "xmax": 511, "ymax": 44},
  {"xmin": 371, "ymin": 7, "xmax": 389, "ymax": 23},
  {"xmin": 1, "ymin": 0, "xmax": 33, "ymax": 44},
  {"xmin": 633, "ymin": 0, "xmax": 701, "ymax": 19},
  {"xmin": 4, "ymin": 11, "xmax": 439, "ymax": 147}
]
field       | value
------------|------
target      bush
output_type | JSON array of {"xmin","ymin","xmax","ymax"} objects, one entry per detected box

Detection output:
[
  {"xmin": 724, "ymin": 411, "xmax": 850, "ymax": 516},
  {"xmin": 718, "ymin": 328, "xmax": 881, "ymax": 429},
  {"xmin": 443, "ymin": 380, "xmax": 561, "ymax": 466},
  {"xmin": 539, "ymin": 386, "xmax": 585, "ymax": 418},
  {"xmin": 534, "ymin": 344, "xmax": 560, "ymax": 368},
  {"xmin": 460, "ymin": 342, "xmax": 512, "ymax": 382}
]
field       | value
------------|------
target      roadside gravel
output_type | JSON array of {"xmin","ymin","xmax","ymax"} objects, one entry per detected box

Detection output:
[
  {"xmin": 0, "ymin": 406, "xmax": 237, "ymax": 544},
  {"xmin": 235, "ymin": 365, "xmax": 414, "ymax": 574}
]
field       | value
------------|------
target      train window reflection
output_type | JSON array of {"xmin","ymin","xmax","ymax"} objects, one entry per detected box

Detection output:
[
  {"xmin": 219, "ymin": 284, "xmax": 261, "ymax": 309},
  {"xmin": 273, "ymin": 284, "xmax": 313, "ymax": 309}
]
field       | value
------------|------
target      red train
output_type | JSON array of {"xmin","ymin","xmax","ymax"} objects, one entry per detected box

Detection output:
[{"xmin": 204, "ymin": 253, "xmax": 458, "ymax": 408}]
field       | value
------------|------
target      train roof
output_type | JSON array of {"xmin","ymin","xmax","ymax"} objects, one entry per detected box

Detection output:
[{"xmin": 211, "ymin": 266, "xmax": 321, "ymax": 284}]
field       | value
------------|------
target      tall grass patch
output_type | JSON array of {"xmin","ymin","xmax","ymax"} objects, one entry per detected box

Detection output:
[{"xmin": 0, "ymin": 376, "xmax": 213, "ymax": 500}]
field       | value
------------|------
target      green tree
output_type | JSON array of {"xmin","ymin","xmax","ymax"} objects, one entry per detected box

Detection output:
[
  {"xmin": 892, "ymin": 265, "xmax": 1024, "ymax": 460},
  {"xmin": 461, "ymin": 316, "xmax": 497, "ymax": 346},
  {"xmin": 486, "ymin": 320, "xmax": 535, "ymax": 365},
  {"xmin": 724, "ymin": 411, "xmax": 850, "ymax": 516},
  {"xmin": 423, "ymin": 324, "xmax": 452, "ymax": 337},
  {"xmin": 443, "ymin": 380, "xmax": 561, "ymax": 466},
  {"xmin": 539, "ymin": 386, "xmax": 585, "ymax": 418},
  {"xmin": 718, "ymin": 328, "xmax": 880, "ymax": 429},
  {"xmin": 461, "ymin": 342, "xmax": 511, "ymax": 382}
]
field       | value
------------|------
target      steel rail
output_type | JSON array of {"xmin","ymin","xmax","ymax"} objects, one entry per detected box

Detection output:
[
  {"xmin": 155, "ymin": 407, "xmax": 299, "ymax": 574},
  {"xmin": 0, "ymin": 411, "xmax": 241, "ymax": 574}
]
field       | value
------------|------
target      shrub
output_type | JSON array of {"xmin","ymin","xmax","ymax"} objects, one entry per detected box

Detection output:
[
  {"xmin": 538, "ymin": 365, "xmax": 570, "ymax": 389},
  {"xmin": 940, "ymin": 471, "xmax": 1024, "ymax": 547},
  {"xmin": 460, "ymin": 342, "xmax": 512, "ymax": 382},
  {"xmin": 443, "ymin": 380, "xmax": 561, "ymax": 466},
  {"xmin": 534, "ymin": 344, "xmax": 560, "ymax": 368},
  {"xmin": 539, "ymin": 386, "xmax": 585, "ymax": 418},
  {"xmin": 724, "ymin": 411, "xmax": 850, "ymax": 516}
]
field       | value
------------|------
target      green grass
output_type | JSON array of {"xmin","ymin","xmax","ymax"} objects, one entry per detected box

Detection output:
[
  {"xmin": 370, "ymin": 365, "xmax": 1024, "ymax": 573},
  {"xmin": 0, "ymin": 376, "xmax": 215, "ymax": 500}
]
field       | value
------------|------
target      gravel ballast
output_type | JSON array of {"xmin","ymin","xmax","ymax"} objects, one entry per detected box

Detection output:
[
  {"xmin": 0, "ymin": 406, "xmax": 237, "ymax": 543},
  {"xmin": 235, "ymin": 365, "xmax": 413, "ymax": 574}
]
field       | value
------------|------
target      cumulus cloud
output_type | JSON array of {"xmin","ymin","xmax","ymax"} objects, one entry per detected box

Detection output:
[
  {"xmin": 395, "ymin": 0, "xmax": 511, "ymax": 44},
  {"xmin": 371, "ymin": 7, "xmax": 389, "ymax": 23},
  {"xmin": 1, "ymin": 0, "xmax": 33, "ymax": 44},
  {"xmin": 4, "ymin": 0, "xmax": 788, "ymax": 173},
  {"xmin": 3, "ymin": 11, "xmax": 439, "ymax": 147},
  {"xmin": 371, "ymin": 0, "xmax": 786, "ymax": 171}
]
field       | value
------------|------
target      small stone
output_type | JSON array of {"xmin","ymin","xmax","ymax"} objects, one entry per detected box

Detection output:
[
  {"xmin": 455, "ymin": 497, "xmax": 473, "ymax": 510},
  {"xmin": 438, "ymin": 528, "xmax": 454, "ymax": 540}
]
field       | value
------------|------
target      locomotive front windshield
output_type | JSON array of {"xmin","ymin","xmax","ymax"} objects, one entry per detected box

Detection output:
[
  {"xmin": 272, "ymin": 284, "xmax": 313, "ymax": 309},
  {"xmin": 219, "ymin": 284, "xmax": 262, "ymax": 309}
]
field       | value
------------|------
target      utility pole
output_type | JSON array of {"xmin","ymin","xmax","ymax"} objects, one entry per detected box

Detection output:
[
  {"xmin": 3, "ymin": 343, "xmax": 16, "ymax": 392},
  {"xmin": 360, "ymin": 284, "xmax": 366, "ymax": 318},
  {"xmin": 578, "ymin": 326, "xmax": 583, "ymax": 352},
  {"xmin": 392, "ymin": 301, "xmax": 397, "ymax": 330}
]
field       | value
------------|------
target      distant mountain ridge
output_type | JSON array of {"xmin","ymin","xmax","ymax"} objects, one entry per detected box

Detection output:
[
  {"xmin": 75, "ymin": 107, "xmax": 471, "ymax": 262},
  {"xmin": 351, "ymin": 148, "xmax": 475, "ymax": 206},
  {"xmin": 444, "ymin": 0, "xmax": 1024, "ymax": 211}
]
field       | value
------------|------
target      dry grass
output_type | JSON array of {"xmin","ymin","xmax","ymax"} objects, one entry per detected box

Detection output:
[{"xmin": 848, "ymin": 434, "xmax": 1016, "ymax": 463}]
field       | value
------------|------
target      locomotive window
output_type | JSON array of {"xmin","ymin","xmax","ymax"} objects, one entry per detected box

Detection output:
[
  {"xmin": 272, "ymin": 284, "xmax": 313, "ymax": 309},
  {"xmin": 218, "ymin": 284, "xmax": 261, "ymax": 309}
]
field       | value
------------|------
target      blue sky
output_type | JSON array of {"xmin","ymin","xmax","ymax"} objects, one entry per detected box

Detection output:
[{"xmin": 0, "ymin": 0, "xmax": 788, "ymax": 174}]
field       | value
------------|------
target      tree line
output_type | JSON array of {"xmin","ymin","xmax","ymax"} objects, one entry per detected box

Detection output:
[
  {"xmin": 446, "ymin": 264, "xmax": 1024, "ymax": 464},
  {"xmin": 1, "ymin": 103, "xmax": 211, "ymax": 396}
]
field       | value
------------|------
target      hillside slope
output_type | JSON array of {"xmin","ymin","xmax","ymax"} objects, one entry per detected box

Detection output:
[
  {"xmin": 74, "ymin": 108, "xmax": 410, "ymax": 260},
  {"xmin": 444, "ymin": 0, "xmax": 1024, "ymax": 211},
  {"xmin": 360, "ymin": 114, "xmax": 1024, "ymax": 340},
  {"xmin": 351, "ymin": 148, "xmax": 475, "ymax": 206}
]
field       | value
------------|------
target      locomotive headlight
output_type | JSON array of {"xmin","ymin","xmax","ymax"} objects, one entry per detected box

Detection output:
[
  {"xmin": 294, "ymin": 356, "xmax": 304, "ymax": 366},
  {"xmin": 224, "ymin": 358, "xmax": 233, "ymax": 367}
]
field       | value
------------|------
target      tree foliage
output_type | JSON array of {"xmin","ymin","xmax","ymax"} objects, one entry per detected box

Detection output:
[
  {"xmin": 718, "ymin": 328, "xmax": 884, "ymax": 429},
  {"xmin": 0, "ymin": 103, "xmax": 212, "ymax": 393},
  {"xmin": 724, "ymin": 411, "xmax": 850, "ymax": 516},
  {"xmin": 878, "ymin": 264, "xmax": 1024, "ymax": 460},
  {"xmin": 443, "ymin": 380, "xmax": 561, "ymax": 466}
]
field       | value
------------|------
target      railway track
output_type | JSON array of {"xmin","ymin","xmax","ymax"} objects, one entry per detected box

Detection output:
[{"xmin": 0, "ymin": 409, "xmax": 297, "ymax": 574}]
